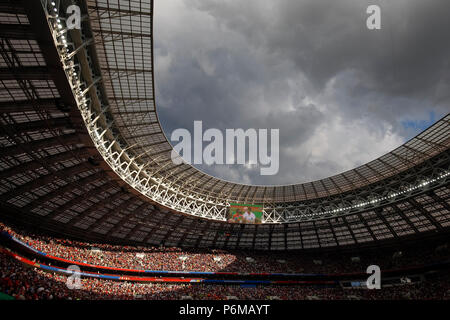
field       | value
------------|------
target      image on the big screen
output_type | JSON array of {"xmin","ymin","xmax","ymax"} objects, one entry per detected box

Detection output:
[{"xmin": 227, "ymin": 203, "xmax": 263, "ymax": 224}]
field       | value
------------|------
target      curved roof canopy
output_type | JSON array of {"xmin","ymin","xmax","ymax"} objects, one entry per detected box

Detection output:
[
  {"xmin": 88, "ymin": 1, "xmax": 448, "ymax": 202},
  {"xmin": 82, "ymin": 0, "xmax": 450, "ymax": 222},
  {"xmin": 0, "ymin": 0, "xmax": 449, "ymax": 250}
]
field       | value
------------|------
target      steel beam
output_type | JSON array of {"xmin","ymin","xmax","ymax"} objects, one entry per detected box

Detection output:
[
  {"xmin": 0, "ymin": 98, "xmax": 65, "ymax": 113},
  {"xmin": 1, "ymin": 134, "xmax": 81, "ymax": 157},
  {"xmin": 0, "ymin": 162, "xmax": 94, "ymax": 201},
  {"xmin": 0, "ymin": 24, "xmax": 35, "ymax": 40}
]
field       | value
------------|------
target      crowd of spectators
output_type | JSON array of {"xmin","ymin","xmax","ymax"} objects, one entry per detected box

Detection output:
[
  {"xmin": 2, "ymin": 222, "xmax": 450, "ymax": 300},
  {"xmin": 1, "ymin": 222, "xmax": 449, "ymax": 275},
  {"xmin": 1, "ymin": 250, "xmax": 449, "ymax": 300}
]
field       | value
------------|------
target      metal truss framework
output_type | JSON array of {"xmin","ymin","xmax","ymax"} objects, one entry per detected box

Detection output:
[
  {"xmin": 0, "ymin": 0, "xmax": 449, "ymax": 251},
  {"xmin": 41, "ymin": 0, "xmax": 449, "ymax": 223}
]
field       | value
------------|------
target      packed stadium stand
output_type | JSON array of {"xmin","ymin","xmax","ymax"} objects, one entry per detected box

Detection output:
[
  {"xmin": 0, "ymin": 0, "xmax": 449, "ymax": 300},
  {"xmin": 1, "ymin": 221, "xmax": 450, "ymax": 300}
]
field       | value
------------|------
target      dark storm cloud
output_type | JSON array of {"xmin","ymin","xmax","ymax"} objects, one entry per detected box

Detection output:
[
  {"xmin": 195, "ymin": 0, "xmax": 450, "ymax": 96},
  {"xmin": 154, "ymin": 0, "xmax": 450, "ymax": 185}
]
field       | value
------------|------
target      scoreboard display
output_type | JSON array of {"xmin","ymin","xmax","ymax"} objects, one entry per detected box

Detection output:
[{"xmin": 227, "ymin": 203, "xmax": 263, "ymax": 224}]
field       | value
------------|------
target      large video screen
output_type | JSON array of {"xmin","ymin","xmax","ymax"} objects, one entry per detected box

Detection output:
[{"xmin": 227, "ymin": 203, "xmax": 263, "ymax": 224}]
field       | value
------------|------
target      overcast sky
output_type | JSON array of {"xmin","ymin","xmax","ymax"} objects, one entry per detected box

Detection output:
[{"xmin": 153, "ymin": 0, "xmax": 450, "ymax": 185}]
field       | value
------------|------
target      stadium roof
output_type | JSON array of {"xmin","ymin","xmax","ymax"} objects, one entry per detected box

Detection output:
[
  {"xmin": 86, "ymin": 0, "xmax": 448, "ymax": 202},
  {"xmin": 0, "ymin": 0, "xmax": 449, "ymax": 250}
]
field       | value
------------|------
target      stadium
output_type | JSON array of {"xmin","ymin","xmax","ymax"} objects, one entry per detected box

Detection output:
[{"xmin": 0, "ymin": 0, "xmax": 449, "ymax": 302}]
